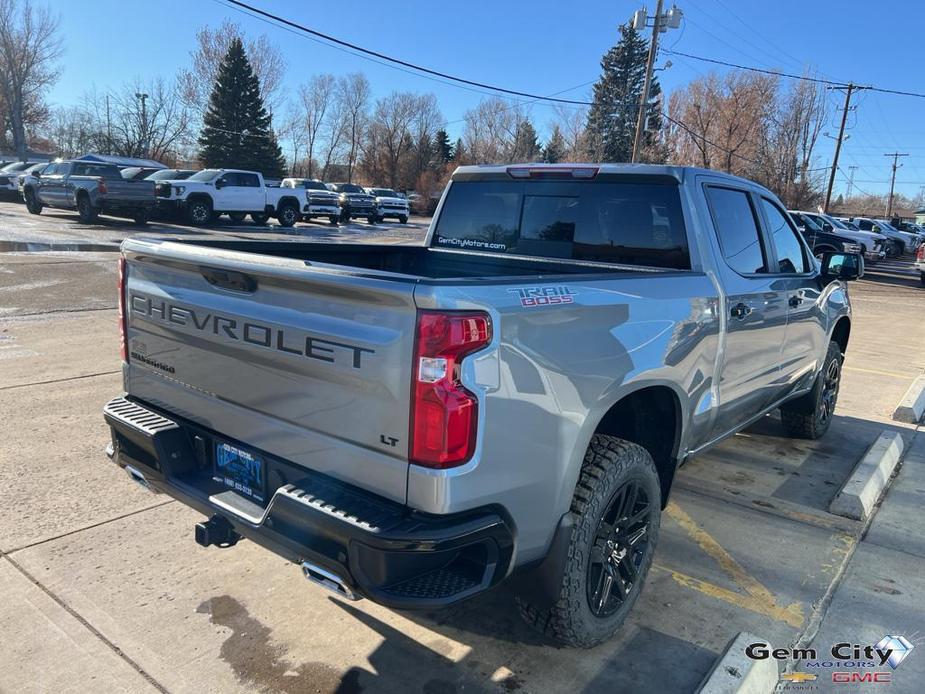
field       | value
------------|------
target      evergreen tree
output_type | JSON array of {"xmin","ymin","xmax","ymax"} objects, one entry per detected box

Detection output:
[
  {"xmin": 584, "ymin": 23, "xmax": 661, "ymax": 163},
  {"xmin": 511, "ymin": 119, "xmax": 541, "ymax": 161},
  {"xmin": 198, "ymin": 38, "xmax": 286, "ymax": 178},
  {"xmin": 543, "ymin": 125, "xmax": 567, "ymax": 163},
  {"xmin": 434, "ymin": 129, "xmax": 454, "ymax": 163}
]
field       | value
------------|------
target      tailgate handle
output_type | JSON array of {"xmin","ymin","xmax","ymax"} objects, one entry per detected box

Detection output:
[{"xmin": 200, "ymin": 267, "xmax": 257, "ymax": 293}]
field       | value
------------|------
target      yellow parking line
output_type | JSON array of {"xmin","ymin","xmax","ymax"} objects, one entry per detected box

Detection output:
[
  {"xmin": 843, "ymin": 365, "xmax": 914, "ymax": 379},
  {"xmin": 655, "ymin": 566, "xmax": 804, "ymax": 628},
  {"xmin": 664, "ymin": 501, "xmax": 805, "ymax": 627}
]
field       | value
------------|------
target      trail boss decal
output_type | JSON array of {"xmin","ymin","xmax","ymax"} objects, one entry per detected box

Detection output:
[{"xmin": 509, "ymin": 286, "xmax": 576, "ymax": 308}]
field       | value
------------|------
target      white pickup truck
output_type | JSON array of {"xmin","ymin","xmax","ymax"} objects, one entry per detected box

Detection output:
[{"xmin": 156, "ymin": 169, "xmax": 302, "ymax": 227}]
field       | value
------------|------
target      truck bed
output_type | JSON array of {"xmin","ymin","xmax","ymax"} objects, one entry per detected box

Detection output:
[{"xmin": 153, "ymin": 238, "xmax": 662, "ymax": 281}]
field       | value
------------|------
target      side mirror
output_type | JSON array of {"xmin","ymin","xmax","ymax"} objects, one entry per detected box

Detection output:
[
  {"xmin": 820, "ymin": 252, "xmax": 863, "ymax": 282},
  {"xmin": 33, "ymin": 170, "xmax": 41, "ymax": 178},
  {"xmin": 215, "ymin": 178, "xmax": 225, "ymax": 189},
  {"xmin": 822, "ymin": 222, "xmax": 833, "ymax": 232}
]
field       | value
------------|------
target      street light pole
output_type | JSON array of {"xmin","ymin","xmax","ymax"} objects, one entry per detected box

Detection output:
[
  {"xmin": 135, "ymin": 92, "xmax": 149, "ymax": 159},
  {"xmin": 631, "ymin": 3, "xmax": 681, "ymax": 163}
]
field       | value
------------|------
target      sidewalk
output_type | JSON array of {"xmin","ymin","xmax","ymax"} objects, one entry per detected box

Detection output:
[{"xmin": 805, "ymin": 430, "xmax": 925, "ymax": 691}]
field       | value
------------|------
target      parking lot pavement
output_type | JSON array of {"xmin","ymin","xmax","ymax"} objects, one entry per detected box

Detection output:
[
  {"xmin": 2, "ymin": 207, "xmax": 924, "ymax": 693},
  {"xmin": 836, "ymin": 257, "xmax": 925, "ymax": 422},
  {"xmin": 0, "ymin": 199, "xmax": 429, "ymax": 250}
]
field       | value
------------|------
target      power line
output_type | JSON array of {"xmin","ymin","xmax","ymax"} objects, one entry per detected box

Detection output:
[
  {"xmin": 662, "ymin": 48, "xmax": 925, "ymax": 98},
  {"xmin": 223, "ymin": 0, "xmax": 593, "ymax": 106}
]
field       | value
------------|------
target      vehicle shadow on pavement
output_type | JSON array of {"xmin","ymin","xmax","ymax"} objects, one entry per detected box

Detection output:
[
  {"xmin": 858, "ymin": 258, "xmax": 921, "ymax": 289},
  {"xmin": 327, "ymin": 587, "xmax": 716, "ymax": 693}
]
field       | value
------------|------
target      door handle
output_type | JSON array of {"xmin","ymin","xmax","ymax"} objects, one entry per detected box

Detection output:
[
  {"xmin": 730, "ymin": 303, "xmax": 752, "ymax": 320},
  {"xmin": 788, "ymin": 295, "xmax": 804, "ymax": 307}
]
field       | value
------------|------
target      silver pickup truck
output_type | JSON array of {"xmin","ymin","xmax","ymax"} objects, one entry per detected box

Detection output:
[
  {"xmin": 23, "ymin": 160, "xmax": 155, "ymax": 224},
  {"xmin": 103, "ymin": 164, "xmax": 861, "ymax": 647}
]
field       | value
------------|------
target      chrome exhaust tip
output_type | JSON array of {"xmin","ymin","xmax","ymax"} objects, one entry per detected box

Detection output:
[
  {"xmin": 301, "ymin": 561, "xmax": 360, "ymax": 601},
  {"xmin": 124, "ymin": 465, "xmax": 160, "ymax": 494}
]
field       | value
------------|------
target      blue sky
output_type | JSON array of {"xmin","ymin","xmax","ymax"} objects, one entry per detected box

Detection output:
[{"xmin": 47, "ymin": 0, "xmax": 925, "ymax": 198}]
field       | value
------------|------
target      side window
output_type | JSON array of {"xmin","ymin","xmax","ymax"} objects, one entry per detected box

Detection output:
[
  {"xmin": 221, "ymin": 172, "xmax": 239, "ymax": 186},
  {"xmin": 240, "ymin": 173, "xmax": 260, "ymax": 187},
  {"xmin": 857, "ymin": 219, "xmax": 872, "ymax": 231},
  {"xmin": 761, "ymin": 198, "xmax": 808, "ymax": 273},
  {"xmin": 44, "ymin": 163, "xmax": 58, "ymax": 176},
  {"xmin": 705, "ymin": 186, "xmax": 767, "ymax": 275}
]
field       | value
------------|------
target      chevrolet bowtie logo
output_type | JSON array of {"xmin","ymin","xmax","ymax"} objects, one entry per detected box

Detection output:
[{"xmin": 780, "ymin": 672, "xmax": 817, "ymax": 683}]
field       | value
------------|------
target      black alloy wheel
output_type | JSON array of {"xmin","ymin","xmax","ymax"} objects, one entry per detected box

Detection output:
[
  {"xmin": 818, "ymin": 355, "xmax": 840, "ymax": 427},
  {"xmin": 586, "ymin": 479, "xmax": 653, "ymax": 618}
]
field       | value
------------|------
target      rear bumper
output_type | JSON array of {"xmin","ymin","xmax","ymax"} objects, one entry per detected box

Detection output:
[{"xmin": 103, "ymin": 395, "xmax": 514, "ymax": 608}]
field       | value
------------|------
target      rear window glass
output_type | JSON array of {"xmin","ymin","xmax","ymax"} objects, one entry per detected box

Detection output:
[
  {"xmin": 73, "ymin": 163, "xmax": 122, "ymax": 178},
  {"xmin": 432, "ymin": 180, "xmax": 690, "ymax": 269}
]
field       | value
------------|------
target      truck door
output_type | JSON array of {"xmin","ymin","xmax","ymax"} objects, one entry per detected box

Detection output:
[
  {"xmin": 756, "ymin": 197, "xmax": 823, "ymax": 394},
  {"xmin": 40, "ymin": 162, "xmax": 66, "ymax": 206},
  {"xmin": 703, "ymin": 184, "xmax": 788, "ymax": 439}
]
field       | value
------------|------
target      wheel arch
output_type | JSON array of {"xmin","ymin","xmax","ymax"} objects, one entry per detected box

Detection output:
[
  {"xmin": 587, "ymin": 383, "xmax": 685, "ymax": 508},
  {"xmin": 830, "ymin": 316, "xmax": 851, "ymax": 355},
  {"xmin": 276, "ymin": 195, "xmax": 300, "ymax": 212},
  {"xmin": 185, "ymin": 192, "xmax": 213, "ymax": 207}
]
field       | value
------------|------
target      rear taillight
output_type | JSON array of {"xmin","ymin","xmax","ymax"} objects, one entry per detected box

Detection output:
[
  {"xmin": 98, "ymin": 177, "xmax": 108, "ymax": 194},
  {"xmin": 118, "ymin": 257, "xmax": 128, "ymax": 363},
  {"xmin": 410, "ymin": 310, "xmax": 491, "ymax": 468},
  {"xmin": 917, "ymin": 245, "xmax": 925, "ymax": 261}
]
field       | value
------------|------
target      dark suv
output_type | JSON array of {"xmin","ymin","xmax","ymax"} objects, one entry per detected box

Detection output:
[{"xmin": 329, "ymin": 182, "xmax": 377, "ymax": 224}]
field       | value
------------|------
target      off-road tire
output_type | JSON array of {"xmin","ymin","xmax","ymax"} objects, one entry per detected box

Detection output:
[
  {"xmin": 329, "ymin": 216, "xmax": 338, "ymax": 225},
  {"xmin": 919, "ymin": 272, "xmax": 925, "ymax": 287},
  {"xmin": 398, "ymin": 215, "xmax": 408, "ymax": 224},
  {"xmin": 780, "ymin": 341, "xmax": 842, "ymax": 439},
  {"xmin": 228, "ymin": 212, "xmax": 246, "ymax": 224},
  {"xmin": 515, "ymin": 435, "xmax": 661, "ymax": 648},
  {"xmin": 186, "ymin": 199, "xmax": 211, "ymax": 226},
  {"xmin": 132, "ymin": 209, "xmax": 149, "ymax": 226},
  {"xmin": 76, "ymin": 194, "xmax": 99, "ymax": 224},
  {"xmin": 339, "ymin": 209, "xmax": 350, "ymax": 224},
  {"xmin": 367, "ymin": 215, "xmax": 378, "ymax": 225},
  {"xmin": 24, "ymin": 189, "xmax": 42, "ymax": 215},
  {"xmin": 277, "ymin": 204, "xmax": 299, "ymax": 228},
  {"xmin": 250, "ymin": 212, "xmax": 269, "ymax": 225}
]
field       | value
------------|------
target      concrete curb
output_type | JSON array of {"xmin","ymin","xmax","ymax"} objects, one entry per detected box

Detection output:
[
  {"xmin": 892, "ymin": 375, "xmax": 925, "ymax": 423},
  {"xmin": 696, "ymin": 632, "xmax": 777, "ymax": 694},
  {"xmin": 829, "ymin": 431, "xmax": 904, "ymax": 521}
]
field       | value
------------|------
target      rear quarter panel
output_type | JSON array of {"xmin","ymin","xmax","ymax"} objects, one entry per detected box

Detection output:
[{"xmin": 409, "ymin": 272, "xmax": 721, "ymax": 561}]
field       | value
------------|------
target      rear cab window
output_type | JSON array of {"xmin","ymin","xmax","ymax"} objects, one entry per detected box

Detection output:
[
  {"xmin": 431, "ymin": 179, "xmax": 691, "ymax": 270},
  {"xmin": 704, "ymin": 186, "xmax": 768, "ymax": 275}
]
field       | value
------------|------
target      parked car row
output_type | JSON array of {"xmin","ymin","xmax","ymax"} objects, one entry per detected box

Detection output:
[{"xmin": 5, "ymin": 159, "xmax": 414, "ymax": 229}]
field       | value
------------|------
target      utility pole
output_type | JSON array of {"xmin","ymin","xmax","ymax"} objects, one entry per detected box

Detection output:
[
  {"xmin": 846, "ymin": 165, "xmax": 857, "ymax": 198},
  {"xmin": 884, "ymin": 151, "xmax": 908, "ymax": 219},
  {"xmin": 106, "ymin": 94, "xmax": 112, "ymax": 155},
  {"xmin": 823, "ymin": 83, "xmax": 863, "ymax": 214},
  {"xmin": 631, "ymin": 3, "xmax": 682, "ymax": 163}
]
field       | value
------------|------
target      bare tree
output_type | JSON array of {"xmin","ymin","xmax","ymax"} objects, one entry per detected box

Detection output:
[
  {"xmin": 461, "ymin": 98, "xmax": 523, "ymax": 164},
  {"xmin": 361, "ymin": 91, "xmax": 419, "ymax": 187},
  {"xmin": 408, "ymin": 92, "xmax": 443, "ymax": 184},
  {"xmin": 0, "ymin": 0, "xmax": 62, "ymax": 159},
  {"xmin": 45, "ymin": 105, "xmax": 96, "ymax": 158},
  {"xmin": 550, "ymin": 105, "xmax": 588, "ymax": 162},
  {"xmin": 80, "ymin": 79, "xmax": 194, "ymax": 162},
  {"xmin": 336, "ymin": 73, "xmax": 370, "ymax": 183},
  {"xmin": 297, "ymin": 74, "xmax": 337, "ymax": 178},
  {"xmin": 667, "ymin": 71, "xmax": 775, "ymax": 176},
  {"xmin": 179, "ymin": 19, "xmax": 286, "ymax": 116}
]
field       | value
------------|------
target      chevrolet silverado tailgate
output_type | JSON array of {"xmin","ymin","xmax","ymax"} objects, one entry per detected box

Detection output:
[{"xmin": 120, "ymin": 238, "xmax": 417, "ymax": 503}]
